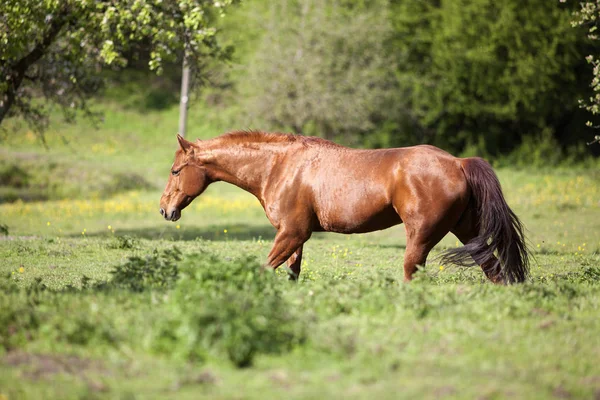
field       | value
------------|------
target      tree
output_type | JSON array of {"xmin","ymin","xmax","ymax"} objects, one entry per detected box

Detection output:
[
  {"xmin": 567, "ymin": 1, "xmax": 600, "ymax": 121},
  {"xmin": 0, "ymin": 0, "xmax": 238, "ymax": 136},
  {"xmin": 240, "ymin": 0, "xmax": 403, "ymax": 144},
  {"xmin": 390, "ymin": 0, "xmax": 594, "ymax": 155}
]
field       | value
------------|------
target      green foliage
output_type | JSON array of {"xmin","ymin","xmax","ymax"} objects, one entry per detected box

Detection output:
[
  {"xmin": 498, "ymin": 128, "xmax": 565, "ymax": 168},
  {"xmin": 0, "ymin": 182, "xmax": 599, "ymax": 398},
  {"xmin": 43, "ymin": 304, "xmax": 121, "ymax": 347},
  {"xmin": 0, "ymin": 277, "xmax": 45, "ymax": 351},
  {"xmin": 213, "ymin": 0, "xmax": 598, "ymax": 157},
  {"xmin": 240, "ymin": 0, "xmax": 403, "ymax": 143},
  {"xmin": 0, "ymin": 163, "xmax": 30, "ymax": 188},
  {"xmin": 568, "ymin": 0, "xmax": 600, "ymax": 119},
  {"xmin": 390, "ymin": 0, "xmax": 592, "ymax": 154},
  {"xmin": 0, "ymin": 290, "xmax": 39, "ymax": 351},
  {"xmin": 105, "ymin": 172, "xmax": 154, "ymax": 196},
  {"xmin": 152, "ymin": 253, "xmax": 306, "ymax": 367},
  {"xmin": 0, "ymin": 247, "xmax": 307, "ymax": 368},
  {"xmin": 109, "ymin": 248, "xmax": 181, "ymax": 292},
  {"xmin": 108, "ymin": 235, "xmax": 140, "ymax": 250},
  {"xmin": 0, "ymin": 0, "xmax": 239, "ymax": 132}
]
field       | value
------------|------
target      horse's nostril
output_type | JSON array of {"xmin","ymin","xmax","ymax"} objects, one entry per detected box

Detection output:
[
  {"xmin": 160, "ymin": 208, "xmax": 165, "ymax": 216},
  {"xmin": 169, "ymin": 210, "xmax": 176, "ymax": 220}
]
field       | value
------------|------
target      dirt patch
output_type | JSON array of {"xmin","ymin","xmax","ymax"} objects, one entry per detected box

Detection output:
[
  {"xmin": 3, "ymin": 351, "xmax": 107, "ymax": 381},
  {"xmin": 269, "ymin": 369, "xmax": 291, "ymax": 389},
  {"xmin": 170, "ymin": 369, "xmax": 219, "ymax": 391},
  {"xmin": 434, "ymin": 385, "xmax": 457, "ymax": 398},
  {"xmin": 553, "ymin": 385, "xmax": 572, "ymax": 399},
  {"xmin": 581, "ymin": 376, "xmax": 600, "ymax": 386},
  {"xmin": 538, "ymin": 319, "xmax": 555, "ymax": 329}
]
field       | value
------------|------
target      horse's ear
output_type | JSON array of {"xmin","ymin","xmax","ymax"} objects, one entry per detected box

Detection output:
[{"xmin": 177, "ymin": 134, "xmax": 194, "ymax": 154}]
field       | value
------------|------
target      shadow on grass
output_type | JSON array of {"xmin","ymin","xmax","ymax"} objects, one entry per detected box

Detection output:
[
  {"xmin": 368, "ymin": 243, "xmax": 407, "ymax": 250},
  {"xmin": 76, "ymin": 224, "xmax": 408, "ymax": 245},
  {"xmin": 78, "ymin": 223, "xmax": 277, "ymax": 242}
]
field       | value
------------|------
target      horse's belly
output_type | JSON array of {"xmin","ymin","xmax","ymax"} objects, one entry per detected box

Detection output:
[{"xmin": 316, "ymin": 204, "xmax": 402, "ymax": 234}]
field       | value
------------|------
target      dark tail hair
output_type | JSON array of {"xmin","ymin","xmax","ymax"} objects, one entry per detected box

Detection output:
[{"xmin": 441, "ymin": 158, "xmax": 529, "ymax": 283}]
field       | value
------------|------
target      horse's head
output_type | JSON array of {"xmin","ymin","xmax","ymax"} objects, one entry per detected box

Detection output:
[{"xmin": 159, "ymin": 134, "xmax": 210, "ymax": 221}]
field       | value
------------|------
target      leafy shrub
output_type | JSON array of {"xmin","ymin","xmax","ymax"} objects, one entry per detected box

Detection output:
[
  {"xmin": 0, "ymin": 291, "xmax": 40, "ymax": 351},
  {"xmin": 102, "ymin": 172, "xmax": 155, "ymax": 197},
  {"xmin": 109, "ymin": 248, "xmax": 182, "ymax": 292},
  {"xmin": 108, "ymin": 235, "xmax": 140, "ymax": 250},
  {"xmin": 0, "ymin": 162, "xmax": 30, "ymax": 188},
  {"xmin": 44, "ymin": 306, "xmax": 121, "ymax": 347},
  {"xmin": 498, "ymin": 128, "xmax": 565, "ymax": 168},
  {"xmin": 0, "ymin": 277, "xmax": 46, "ymax": 350},
  {"xmin": 152, "ymin": 253, "xmax": 307, "ymax": 367},
  {"xmin": 581, "ymin": 266, "xmax": 600, "ymax": 283},
  {"xmin": 241, "ymin": 0, "xmax": 401, "ymax": 143}
]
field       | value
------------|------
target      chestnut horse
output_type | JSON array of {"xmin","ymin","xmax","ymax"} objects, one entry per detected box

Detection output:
[{"xmin": 160, "ymin": 131, "xmax": 529, "ymax": 284}]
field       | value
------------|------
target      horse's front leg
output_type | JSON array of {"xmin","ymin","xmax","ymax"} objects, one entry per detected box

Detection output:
[
  {"xmin": 267, "ymin": 228, "xmax": 309, "ymax": 279},
  {"xmin": 286, "ymin": 245, "xmax": 303, "ymax": 281}
]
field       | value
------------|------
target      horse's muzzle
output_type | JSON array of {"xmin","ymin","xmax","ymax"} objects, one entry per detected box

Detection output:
[{"xmin": 160, "ymin": 207, "xmax": 181, "ymax": 222}]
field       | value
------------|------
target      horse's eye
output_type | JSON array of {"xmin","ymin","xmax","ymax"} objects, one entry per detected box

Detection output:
[{"xmin": 171, "ymin": 169, "xmax": 180, "ymax": 176}]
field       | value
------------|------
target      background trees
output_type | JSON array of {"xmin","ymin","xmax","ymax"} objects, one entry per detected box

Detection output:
[
  {"xmin": 0, "ymin": 0, "xmax": 237, "ymax": 135},
  {"xmin": 568, "ymin": 0, "xmax": 600, "ymax": 119},
  {"xmin": 221, "ymin": 0, "xmax": 598, "ymax": 156},
  {"xmin": 1, "ymin": 0, "xmax": 598, "ymax": 159},
  {"xmin": 390, "ymin": 0, "xmax": 590, "ymax": 156},
  {"xmin": 237, "ymin": 0, "xmax": 402, "ymax": 146}
]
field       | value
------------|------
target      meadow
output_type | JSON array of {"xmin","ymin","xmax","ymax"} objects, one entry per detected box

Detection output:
[{"xmin": 1, "ymin": 103, "xmax": 599, "ymax": 399}]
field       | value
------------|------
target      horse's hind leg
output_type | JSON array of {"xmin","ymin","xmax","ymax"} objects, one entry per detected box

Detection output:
[
  {"xmin": 403, "ymin": 239, "xmax": 432, "ymax": 281},
  {"xmin": 400, "ymin": 200, "xmax": 467, "ymax": 282},
  {"xmin": 403, "ymin": 222, "xmax": 452, "ymax": 281}
]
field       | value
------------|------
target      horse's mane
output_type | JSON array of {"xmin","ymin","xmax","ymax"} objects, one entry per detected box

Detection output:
[{"xmin": 216, "ymin": 130, "xmax": 341, "ymax": 148}]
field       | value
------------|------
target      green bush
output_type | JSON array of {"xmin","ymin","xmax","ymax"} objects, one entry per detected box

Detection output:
[
  {"xmin": 0, "ymin": 277, "xmax": 45, "ymax": 351},
  {"xmin": 498, "ymin": 128, "xmax": 564, "ymax": 168},
  {"xmin": 152, "ymin": 253, "xmax": 307, "ymax": 367},
  {"xmin": 390, "ymin": 0, "xmax": 592, "ymax": 155},
  {"xmin": 109, "ymin": 248, "xmax": 182, "ymax": 292},
  {"xmin": 0, "ymin": 162, "xmax": 30, "ymax": 188}
]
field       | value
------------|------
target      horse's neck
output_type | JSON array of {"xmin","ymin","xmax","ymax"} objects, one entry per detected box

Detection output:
[{"xmin": 201, "ymin": 144, "xmax": 275, "ymax": 200}]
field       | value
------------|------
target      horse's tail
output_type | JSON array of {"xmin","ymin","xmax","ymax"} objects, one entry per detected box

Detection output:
[{"xmin": 441, "ymin": 157, "xmax": 529, "ymax": 283}]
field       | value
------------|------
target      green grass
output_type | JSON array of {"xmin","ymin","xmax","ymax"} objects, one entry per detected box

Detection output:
[
  {"xmin": 1, "ymin": 103, "xmax": 599, "ymax": 399},
  {"xmin": 0, "ymin": 169, "xmax": 599, "ymax": 399}
]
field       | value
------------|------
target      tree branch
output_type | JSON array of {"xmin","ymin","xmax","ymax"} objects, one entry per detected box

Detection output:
[{"xmin": 0, "ymin": 10, "xmax": 69, "ymax": 125}]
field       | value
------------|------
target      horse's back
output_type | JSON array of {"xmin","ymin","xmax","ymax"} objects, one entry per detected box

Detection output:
[{"xmin": 287, "ymin": 142, "xmax": 467, "ymax": 234}]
